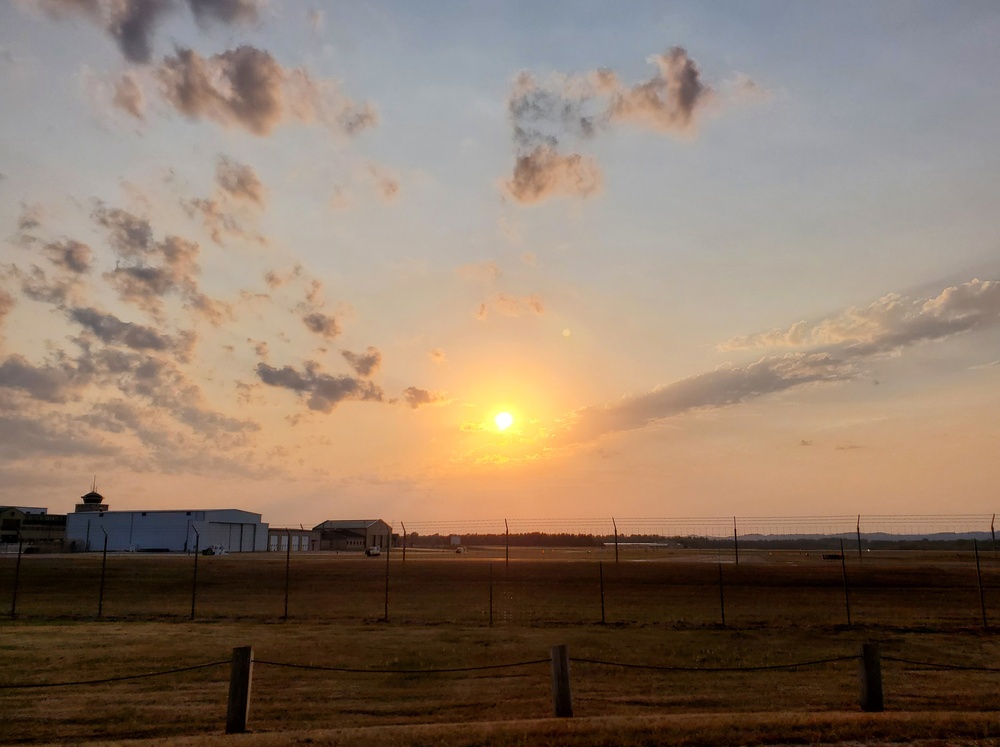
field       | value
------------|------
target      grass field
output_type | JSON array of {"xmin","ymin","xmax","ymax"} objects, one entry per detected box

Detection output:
[{"xmin": 2, "ymin": 549, "xmax": 999, "ymax": 745}]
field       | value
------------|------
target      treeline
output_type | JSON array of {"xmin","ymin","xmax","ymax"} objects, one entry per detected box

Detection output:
[{"xmin": 404, "ymin": 533, "xmax": 997, "ymax": 552}]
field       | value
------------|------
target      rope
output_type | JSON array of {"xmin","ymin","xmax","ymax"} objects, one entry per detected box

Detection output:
[
  {"xmin": 882, "ymin": 656, "xmax": 1000, "ymax": 672},
  {"xmin": 0, "ymin": 660, "xmax": 230, "ymax": 689},
  {"xmin": 254, "ymin": 658, "xmax": 550, "ymax": 675},
  {"xmin": 568, "ymin": 655, "xmax": 859, "ymax": 672}
]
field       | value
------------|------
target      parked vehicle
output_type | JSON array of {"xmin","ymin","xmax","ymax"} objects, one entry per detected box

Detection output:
[
  {"xmin": 201, "ymin": 545, "xmax": 227, "ymax": 556},
  {"xmin": 365, "ymin": 546, "xmax": 381, "ymax": 556}
]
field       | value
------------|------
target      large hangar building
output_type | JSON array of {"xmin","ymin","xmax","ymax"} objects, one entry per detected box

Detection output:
[{"xmin": 65, "ymin": 489, "xmax": 268, "ymax": 552}]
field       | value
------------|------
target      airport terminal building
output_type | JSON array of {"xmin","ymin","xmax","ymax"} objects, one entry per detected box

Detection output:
[{"xmin": 65, "ymin": 490, "xmax": 267, "ymax": 553}]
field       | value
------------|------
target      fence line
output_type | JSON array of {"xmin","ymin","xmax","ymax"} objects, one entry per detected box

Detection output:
[
  {"xmin": 253, "ymin": 658, "xmax": 549, "ymax": 675},
  {"xmin": 568, "ymin": 655, "xmax": 859, "ymax": 672},
  {"xmin": 0, "ymin": 660, "xmax": 229, "ymax": 689}
]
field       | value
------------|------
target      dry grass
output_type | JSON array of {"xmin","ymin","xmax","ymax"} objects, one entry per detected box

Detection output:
[{"xmin": 2, "ymin": 551, "xmax": 1000, "ymax": 745}]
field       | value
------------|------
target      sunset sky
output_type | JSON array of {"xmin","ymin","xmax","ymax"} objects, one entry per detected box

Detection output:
[{"xmin": 1, "ymin": 1, "xmax": 998, "ymax": 528}]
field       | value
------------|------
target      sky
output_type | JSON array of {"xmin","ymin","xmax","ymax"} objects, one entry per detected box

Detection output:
[{"xmin": 1, "ymin": 1, "xmax": 998, "ymax": 529}]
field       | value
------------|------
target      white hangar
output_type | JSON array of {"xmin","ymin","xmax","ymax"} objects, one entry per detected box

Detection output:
[{"xmin": 64, "ymin": 489, "xmax": 268, "ymax": 553}]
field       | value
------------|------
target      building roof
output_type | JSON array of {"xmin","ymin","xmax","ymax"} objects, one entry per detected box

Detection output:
[{"xmin": 313, "ymin": 519, "xmax": 388, "ymax": 531}]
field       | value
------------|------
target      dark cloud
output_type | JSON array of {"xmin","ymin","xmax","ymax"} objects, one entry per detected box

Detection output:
[
  {"xmin": 505, "ymin": 47, "xmax": 750, "ymax": 204},
  {"xmin": 16, "ymin": 203, "xmax": 42, "ymax": 233},
  {"xmin": 256, "ymin": 361, "xmax": 385, "ymax": 413},
  {"xmin": 43, "ymin": 239, "xmax": 92, "ymax": 274},
  {"xmin": 94, "ymin": 204, "xmax": 226, "ymax": 322},
  {"xmin": 0, "ymin": 288, "xmax": 14, "ymax": 326},
  {"xmin": 69, "ymin": 307, "xmax": 173, "ymax": 351},
  {"xmin": 153, "ymin": 45, "xmax": 377, "ymax": 137},
  {"xmin": 108, "ymin": 0, "xmax": 174, "ymax": 63},
  {"xmin": 402, "ymin": 386, "xmax": 447, "ymax": 409},
  {"xmin": 341, "ymin": 346, "xmax": 381, "ymax": 377},
  {"xmin": 9, "ymin": 264, "xmax": 84, "ymax": 306},
  {"xmin": 186, "ymin": 0, "xmax": 260, "ymax": 25},
  {"xmin": 216, "ymin": 156, "xmax": 265, "ymax": 205},
  {"xmin": 504, "ymin": 145, "xmax": 601, "ymax": 204},
  {"xmin": 0, "ymin": 354, "xmax": 81, "ymax": 403},
  {"xmin": 302, "ymin": 311, "xmax": 340, "ymax": 339},
  {"xmin": 0, "ymin": 412, "xmax": 116, "ymax": 461},
  {"xmin": 182, "ymin": 197, "xmax": 263, "ymax": 246}
]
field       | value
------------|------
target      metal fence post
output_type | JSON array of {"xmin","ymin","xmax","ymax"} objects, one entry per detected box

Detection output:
[
  {"xmin": 858, "ymin": 642, "xmax": 884, "ymax": 712},
  {"xmin": 225, "ymin": 646, "xmax": 254, "ymax": 734},
  {"xmin": 550, "ymin": 644, "xmax": 573, "ymax": 717}
]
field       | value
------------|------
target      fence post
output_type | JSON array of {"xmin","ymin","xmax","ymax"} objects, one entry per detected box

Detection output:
[
  {"xmin": 858, "ymin": 642, "xmax": 883, "ymax": 712},
  {"xmin": 550, "ymin": 644, "xmax": 573, "ymax": 717},
  {"xmin": 857, "ymin": 515, "xmax": 863, "ymax": 565},
  {"xmin": 489, "ymin": 562, "xmax": 493, "ymax": 627},
  {"xmin": 840, "ymin": 538, "xmax": 852, "ymax": 626},
  {"xmin": 401, "ymin": 521, "xmax": 407, "ymax": 565},
  {"xmin": 599, "ymin": 561, "xmax": 606, "ymax": 625},
  {"xmin": 717, "ymin": 562, "xmax": 726, "ymax": 627},
  {"xmin": 612, "ymin": 518, "xmax": 619, "ymax": 564},
  {"xmin": 975, "ymin": 539, "xmax": 988, "ymax": 630},
  {"xmin": 733, "ymin": 516, "xmax": 739, "ymax": 566},
  {"xmin": 10, "ymin": 532, "xmax": 23, "ymax": 619},
  {"xmin": 505, "ymin": 519, "xmax": 509, "ymax": 568},
  {"xmin": 97, "ymin": 528, "xmax": 109, "ymax": 618},
  {"xmin": 225, "ymin": 645, "xmax": 254, "ymax": 734},
  {"xmin": 282, "ymin": 529, "xmax": 291, "ymax": 620},
  {"xmin": 190, "ymin": 527, "xmax": 200, "ymax": 621},
  {"xmin": 383, "ymin": 536, "xmax": 391, "ymax": 623}
]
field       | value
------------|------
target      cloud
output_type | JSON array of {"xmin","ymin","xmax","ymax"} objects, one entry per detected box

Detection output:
[
  {"xmin": 477, "ymin": 292, "xmax": 545, "ymax": 319},
  {"xmin": 30, "ymin": 0, "xmax": 260, "ymax": 62},
  {"xmin": 402, "ymin": 386, "xmax": 447, "ymax": 409},
  {"xmin": 429, "ymin": 348, "xmax": 446, "ymax": 364},
  {"xmin": 256, "ymin": 360, "xmax": 385, "ymax": 413},
  {"xmin": 152, "ymin": 45, "xmax": 377, "ymax": 137},
  {"xmin": 94, "ymin": 204, "xmax": 228, "ymax": 322},
  {"xmin": 563, "ymin": 278, "xmax": 1000, "ymax": 445},
  {"xmin": 503, "ymin": 146, "xmax": 601, "ymax": 204},
  {"xmin": 341, "ymin": 346, "xmax": 381, "ymax": 377},
  {"xmin": 720, "ymin": 279, "xmax": 1000, "ymax": 355},
  {"xmin": 455, "ymin": 260, "xmax": 502, "ymax": 284},
  {"xmin": 186, "ymin": 0, "xmax": 260, "ymax": 25},
  {"xmin": 0, "ymin": 288, "xmax": 14, "ymax": 326},
  {"xmin": 505, "ymin": 47, "xmax": 761, "ymax": 204},
  {"xmin": 0, "ymin": 353, "xmax": 82, "ymax": 403},
  {"xmin": 302, "ymin": 311, "xmax": 340, "ymax": 339},
  {"xmin": 43, "ymin": 240, "xmax": 93, "ymax": 274},
  {"xmin": 216, "ymin": 156, "xmax": 265, "ymax": 205},
  {"xmin": 562, "ymin": 352, "xmax": 852, "ymax": 444},
  {"xmin": 69, "ymin": 307, "xmax": 175, "ymax": 352},
  {"xmin": 113, "ymin": 72, "xmax": 145, "ymax": 120},
  {"xmin": 17, "ymin": 202, "xmax": 42, "ymax": 233}
]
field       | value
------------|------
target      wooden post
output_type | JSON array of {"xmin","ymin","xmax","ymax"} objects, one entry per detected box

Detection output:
[
  {"xmin": 505, "ymin": 519, "xmax": 509, "ymax": 568},
  {"xmin": 840, "ymin": 538, "xmax": 852, "ymax": 626},
  {"xmin": 98, "ymin": 528, "xmax": 109, "ymax": 618},
  {"xmin": 991, "ymin": 514, "xmax": 996, "ymax": 554},
  {"xmin": 190, "ymin": 527, "xmax": 200, "ymax": 621},
  {"xmin": 975, "ymin": 539, "xmax": 988, "ymax": 630},
  {"xmin": 489, "ymin": 562, "xmax": 493, "ymax": 627},
  {"xmin": 612, "ymin": 518, "xmax": 619, "ymax": 564},
  {"xmin": 550, "ymin": 644, "xmax": 573, "ymax": 717},
  {"xmin": 10, "ymin": 532, "xmax": 23, "ymax": 619},
  {"xmin": 856, "ymin": 515, "xmax": 863, "ymax": 565},
  {"xmin": 383, "ymin": 535, "xmax": 391, "ymax": 623},
  {"xmin": 717, "ymin": 562, "xmax": 726, "ymax": 627},
  {"xmin": 400, "ymin": 521, "xmax": 407, "ymax": 565},
  {"xmin": 282, "ymin": 529, "xmax": 291, "ymax": 620},
  {"xmin": 599, "ymin": 561, "xmax": 606, "ymax": 625},
  {"xmin": 733, "ymin": 516, "xmax": 739, "ymax": 566},
  {"xmin": 858, "ymin": 642, "xmax": 884, "ymax": 712},
  {"xmin": 225, "ymin": 646, "xmax": 254, "ymax": 734}
]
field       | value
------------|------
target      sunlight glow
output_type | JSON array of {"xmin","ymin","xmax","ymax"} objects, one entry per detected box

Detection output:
[{"xmin": 495, "ymin": 412, "xmax": 514, "ymax": 431}]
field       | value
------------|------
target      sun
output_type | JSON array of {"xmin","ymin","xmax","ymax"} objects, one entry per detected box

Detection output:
[{"xmin": 494, "ymin": 411, "xmax": 514, "ymax": 431}]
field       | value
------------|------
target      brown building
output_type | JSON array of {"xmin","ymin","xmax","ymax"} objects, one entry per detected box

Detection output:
[
  {"xmin": 1, "ymin": 507, "xmax": 66, "ymax": 550},
  {"xmin": 313, "ymin": 519, "xmax": 392, "ymax": 552}
]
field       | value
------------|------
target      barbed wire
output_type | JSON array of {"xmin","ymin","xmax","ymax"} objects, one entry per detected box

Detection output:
[
  {"xmin": 882, "ymin": 656, "xmax": 1000, "ymax": 672},
  {"xmin": 254, "ymin": 658, "xmax": 549, "ymax": 675},
  {"xmin": 0, "ymin": 660, "xmax": 229, "ymax": 689},
  {"xmin": 568, "ymin": 655, "xmax": 859, "ymax": 672}
]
